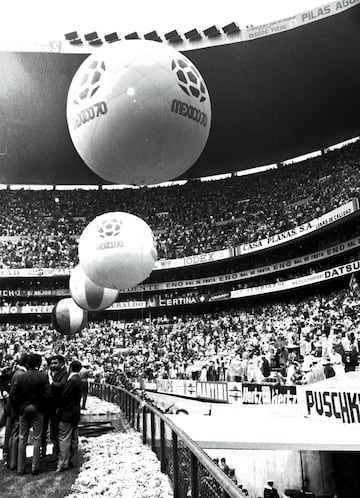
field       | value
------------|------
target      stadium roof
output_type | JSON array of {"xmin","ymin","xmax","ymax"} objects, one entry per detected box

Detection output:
[{"xmin": 0, "ymin": 1, "xmax": 359, "ymax": 184}]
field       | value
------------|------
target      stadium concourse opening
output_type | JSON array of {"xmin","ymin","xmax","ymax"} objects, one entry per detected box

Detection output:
[{"xmin": 1, "ymin": 1, "xmax": 360, "ymax": 497}]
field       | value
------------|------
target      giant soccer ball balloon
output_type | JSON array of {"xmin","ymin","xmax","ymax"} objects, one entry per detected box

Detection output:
[
  {"xmin": 78, "ymin": 211, "xmax": 157, "ymax": 290},
  {"xmin": 66, "ymin": 40, "xmax": 211, "ymax": 185},
  {"xmin": 69, "ymin": 264, "xmax": 119, "ymax": 311},
  {"xmin": 52, "ymin": 298, "xmax": 88, "ymax": 335}
]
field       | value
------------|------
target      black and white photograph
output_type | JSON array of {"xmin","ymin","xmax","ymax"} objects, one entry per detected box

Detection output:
[{"xmin": 0, "ymin": 0, "xmax": 360, "ymax": 496}]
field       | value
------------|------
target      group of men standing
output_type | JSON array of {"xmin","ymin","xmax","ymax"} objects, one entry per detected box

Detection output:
[{"xmin": 2, "ymin": 353, "xmax": 85, "ymax": 475}]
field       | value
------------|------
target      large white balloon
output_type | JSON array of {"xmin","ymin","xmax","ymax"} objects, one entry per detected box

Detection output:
[
  {"xmin": 66, "ymin": 39, "xmax": 211, "ymax": 186},
  {"xmin": 52, "ymin": 298, "xmax": 88, "ymax": 335},
  {"xmin": 69, "ymin": 264, "xmax": 119, "ymax": 311},
  {"xmin": 78, "ymin": 211, "xmax": 157, "ymax": 290}
]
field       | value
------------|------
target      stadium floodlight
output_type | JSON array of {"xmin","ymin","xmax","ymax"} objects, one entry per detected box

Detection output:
[
  {"xmin": 84, "ymin": 31, "xmax": 100, "ymax": 42},
  {"xmin": 64, "ymin": 31, "xmax": 83, "ymax": 45},
  {"xmin": 184, "ymin": 29, "xmax": 202, "ymax": 41},
  {"xmin": 164, "ymin": 30, "xmax": 182, "ymax": 43},
  {"xmin": 104, "ymin": 32, "xmax": 120, "ymax": 43},
  {"xmin": 222, "ymin": 22, "xmax": 240, "ymax": 35},
  {"xmin": 65, "ymin": 31, "xmax": 79, "ymax": 41},
  {"xmin": 144, "ymin": 31, "xmax": 162, "ymax": 42},
  {"xmin": 124, "ymin": 32, "xmax": 140, "ymax": 40},
  {"xmin": 203, "ymin": 25, "xmax": 221, "ymax": 38}
]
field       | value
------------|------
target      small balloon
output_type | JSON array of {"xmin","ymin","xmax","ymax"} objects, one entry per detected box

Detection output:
[
  {"xmin": 70, "ymin": 264, "xmax": 118, "ymax": 311},
  {"xmin": 52, "ymin": 298, "xmax": 88, "ymax": 335},
  {"xmin": 78, "ymin": 211, "xmax": 157, "ymax": 290}
]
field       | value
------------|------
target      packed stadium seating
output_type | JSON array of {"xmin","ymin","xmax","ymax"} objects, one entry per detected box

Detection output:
[
  {"xmin": 0, "ymin": 141, "xmax": 359, "ymax": 390},
  {"xmin": 0, "ymin": 140, "xmax": 359, "ymax": 267},
  {"xmin": 0, "ymin": 141, "xmax": 359, "ymax": 393},
  {"xmin": 0, "ymin": 286, "xmax": 359, "ymax": 386}
]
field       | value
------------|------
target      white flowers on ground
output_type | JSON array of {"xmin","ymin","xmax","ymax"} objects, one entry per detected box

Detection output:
[
  {"xmin": 67, "ymin": 432, "xmax": 172, "ymax": 498},
  {"xmin": 83, "ymin": 395, "xmax": 121, "ymax": 415},
  {"xmin": 67, "ymin": 395, "xmax": 173, "ymax": 498}
]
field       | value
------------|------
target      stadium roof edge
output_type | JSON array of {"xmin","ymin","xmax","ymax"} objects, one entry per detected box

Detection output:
[
  {"xmin": 0, "ymin": 0, "xmax": 358, "ymax": 54},
  {"xmin": 0, "ymin": 3, "xmax": 359, "ymax": 184}
]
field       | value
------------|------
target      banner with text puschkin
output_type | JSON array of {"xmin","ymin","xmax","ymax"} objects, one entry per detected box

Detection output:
[{"xmin": 298, "ymin": 373, "xmax": 360, "ymax": 425}]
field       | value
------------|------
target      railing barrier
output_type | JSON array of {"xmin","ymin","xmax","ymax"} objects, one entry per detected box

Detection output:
[{"xmin": 89, "ymin": 382, "xmax": 243, "ymax": 498}]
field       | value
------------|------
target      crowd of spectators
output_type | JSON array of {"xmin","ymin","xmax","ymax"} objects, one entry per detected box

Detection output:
[
  {"xmin": 0, "ymin": 287, "xmax": 359, "ymax": 388},
  {"xmin": 0, "ymin": 140, "xmax": 359, "ymax": 267}
]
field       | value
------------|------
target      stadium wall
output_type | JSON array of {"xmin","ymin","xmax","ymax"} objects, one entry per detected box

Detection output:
[{"xmin": 205, "ymin": 448, "xmax": 334, "ymax": 498}]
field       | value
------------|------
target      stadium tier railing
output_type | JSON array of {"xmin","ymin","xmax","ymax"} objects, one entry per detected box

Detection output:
[{"xmin": 89, "ymin": 382, "xmax": 243, "ymax": 498}]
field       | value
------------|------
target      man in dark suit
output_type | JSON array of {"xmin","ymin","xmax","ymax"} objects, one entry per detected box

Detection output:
[
  {"xmin": 10, "ymin": 353, "xmax": 51, "ymax": 475},
  {"xmin": 42, "ymin": 354, "xmax": 68, "ymax": 458},
  {"xmin": 7, "ymin": 353, "xmax": 28, "ymax": 470},
  {"xmin": 0, "ymin": 364, "xmax": 14, "ymax": 464},
  {"xmin": 56, "ymin": 360, "xmax": 83, "ymax": 472}
]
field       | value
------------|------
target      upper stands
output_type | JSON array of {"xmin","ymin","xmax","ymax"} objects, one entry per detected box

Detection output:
[{"xmin": 0, "ymin": 140, "xmax": 359, "ymax": 268}]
